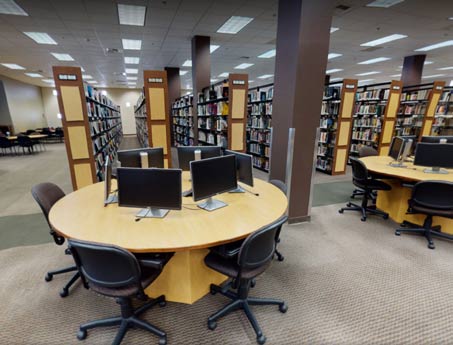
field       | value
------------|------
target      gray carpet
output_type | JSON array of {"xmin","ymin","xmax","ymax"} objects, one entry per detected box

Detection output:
[{"xmin": 2, "ymin": 203, "xmax": 453, "ymax": 345}]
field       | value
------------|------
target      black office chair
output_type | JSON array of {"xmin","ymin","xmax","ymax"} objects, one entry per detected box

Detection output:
[
  {"xmin": 351, "ymin": 146, "xmax": 378, "ymax": 199},
  {"xmin": 17, "ymin": 135, "xmax": 35, "ymax": 154},
  {"xmin": 395, "ymin": 181, "xmax": 453, "ymax": 249},
  {"xmin": 0, "ymin": 136, "xmax": 17, "ymax": 155},
  {"xmin": 339, "ymin": 158, "xmax": 391, "ymax": 221},
  {"xmin": 31, "ymin": 183, "xmax": 81, "ymax": 297},
  {"xmin": 205, "ymin": 216, "xmax": 288, "ymax": 345},
  {"xmin": 55, "ymin": 127, "xmax": 64, "ymax": 142},
  {"xmin": 269, "ymin": 179, "xmax": 287, "ymax": 262},
  {"xmin": 69, "ymin": 239, "xmax": 172, "ymax": 345}
]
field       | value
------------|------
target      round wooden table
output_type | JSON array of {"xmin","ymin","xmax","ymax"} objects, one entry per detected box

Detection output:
[
  {"xmin": 361, "ymin": 156, "xmax": 453, "ymax": 234},
  {"xmin": 49, "ymin": 173, "xmax": 288, "ymax": 304}
]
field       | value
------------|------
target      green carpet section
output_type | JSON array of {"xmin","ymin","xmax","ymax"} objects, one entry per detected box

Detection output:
[{"xmin": 312, "ymin": 180, "xmax": 353, "ymax": 207}]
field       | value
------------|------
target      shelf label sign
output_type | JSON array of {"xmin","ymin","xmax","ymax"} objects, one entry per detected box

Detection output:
[
  {"xmin": 392, "ymin": 85, "xmax": 401, "ymax": 90},
  {"xmin": 233, "ymin": 80, "xmax": 245, "ymax": 85},
  {"xmin": 345, "ymin": 84, "xmax": 355, "ymax": 89},
  {"xmin": 148, "ymin": 78, "xmax": 163, "ymax": 83},
  {"xmin": 435, "ymin": 86, "xmax": 443, "ymax": 90},
  {"xmin": 58, "ymin": 74, "xmax": 77, "ymax": 81}
]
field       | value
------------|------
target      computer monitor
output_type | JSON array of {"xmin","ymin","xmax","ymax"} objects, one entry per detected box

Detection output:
[
  {"xmin": 224, "ymin": 149, "xmax": 254, "ymax": 192},
  {"xmin": 117, "ymin": 147, "xmax": 164, "ymax": 168},
  {"xmin": 399, "ymin": 135, "xmax": 417, "ymax": 156},
  {"xmin": 414, "ymin": 143, "xmax": 453, "ymax": 174},
  {"xmin": 420, "ymin": 136, "xmax": 453, "ymax": 144},
  {"xmin": 104, "ymin": 156, "xmax": 118, "ymax": 205},
  {"xmin": 190, "ymin": 155, "xmax": 237, "ymax": 211},
  {"xmin": 177, "ymin": 146, "xmax": 222, "ymax": 171},
  {"xmin": 117, "ymin": 167, "xmax": 182, "ymax": 218},
  {"xmin": 389, "ymin": 136, "xmax": 404, "ymax": 160}
]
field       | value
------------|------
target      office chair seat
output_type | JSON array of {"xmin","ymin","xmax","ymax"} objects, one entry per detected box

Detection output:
[
  {"xmin": 411, "ymin": 204, "xmax": 453, "ymax": 219},
  {"xmin": 205, "ymin": 253, "xmax": 271, "ymax": 279},
  {"xmin": 353, "ymin": 178, "xmax": 391, "ymax": 192},
  {"xmin": 209, "ymin": 241, "xmax": 242, "ymax": 259}
]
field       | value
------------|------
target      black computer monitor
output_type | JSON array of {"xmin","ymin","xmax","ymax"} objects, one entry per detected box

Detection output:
[
  {"xmin": 104, "ymin": 156, "xmax": 118, "ymax": 205},
  {"xmin": 414, "ymin": 143, "xmax": 453, "ymax": 174},
  {"xmin": 190, "ymin": 155, "xmax": 237, "ymax": 211},
  {"xmin": 389, "ymin": 136, "xmax": 404, "ymax": 161},
  {"xmin": 117, "ymin": 147, "xmax": 164, "ymax": 168},
  {"xmin": 224, "ymin": 149, "xmax": 254, "ymax": 189},
  {"xmin": 117, "ymin": 167, "xmax": 182, "ymax": 218},
  {"xmin": 177, "ymin": 146, "xmax": 222, "ymax": 170},
  {"xmin": 399, "ymin": 135, "xmax": 417, "ymax": 156},
  {"xmin": 420, "ymin": 136, "xmax": 453, "ymax": 144}
]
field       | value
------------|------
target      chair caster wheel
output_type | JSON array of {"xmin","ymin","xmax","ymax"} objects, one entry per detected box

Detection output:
[
  {"xmin": 361, "ymin": 217, "xmax": 366, "ymax": 222},
  {"xmin": 347, "ymin": 203, "xmax": 352, "ymax": 207},
  {"xmin": 60, "ymin": 289, "xmax": 68, "ymax": 298},
  {"xmin": 277, "ymin": 255, "xmax": 284, "ymax": 262},
  {"xmin": 251, "ymin": 279, "xmax": 256, "ymax": 288},
  {"xmin": 77, "ymin": 329, "xmax": 87, "ymax": 340},
  {"xmin": 208, "ymin": 320, "xmax": 217, "ymax": 330},
  {"xmin": 383, "ymin": 214, "xmax": 389, "ymax": 220},
  {"xmin": 338, "ymin": 209, "xmax": 344, "ymax": 214},
  {"xmin": 210, "ymin": 285, "xmax": 217, "ymax": 295},
  {"xmin": 45, "ymin": 273, "xmax": 53, "ymax": 282},
  {"xmin": 279, "ymin": 303, "xmax": 288, "ymax": 313},
  {"xmin": 395, "ymin": 231, "xmax": 401, "ymax": 236},
  {"xmin": 159, "ymin": 300, "xmax": 166, "ymax": 307},
  {"xmin": 257, "ymin": 334, "xmax": 266, "ymax": 344},
  {"xmin": 158, "ymin": 337, "xmax": 167, "ymax": 345},
  {"xmin": 428, "ymin": 243, "xmax": 435, "ymax": 250}
]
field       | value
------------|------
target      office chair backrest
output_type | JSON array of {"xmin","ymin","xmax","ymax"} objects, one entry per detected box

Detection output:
[
  {"xmin": 31, "ymin": 182, "xmax": 66, "ymax": 245},
  {"xmin": 69, "ymin": 239, "xmax": 143, "ymax": 291},
  {"xmin": 358, "ymin": 146, "xmax": 378, "ymax": 158},
  {"xmin": 269, "ymin": 179, "xmax": 287, "ymax": 195},
  {"xmin": 350, "ymin": 158, "xmax": 369, "ymax": 181},
  {"xmin": 17, "ymin": 135, "xmax": 31, "ymax": 145},
  {"xmin": 238, "ymin": 215, "xmax": 288, "ymax": 270},
  {"xmin": 0, "ymin": 136, "xmax": 10, "ymax": 147},
  {"xmin": 411, "ymin": 181, "xmax": 453, "ymax": 210}
]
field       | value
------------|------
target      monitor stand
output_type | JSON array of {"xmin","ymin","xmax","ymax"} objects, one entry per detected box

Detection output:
[
  {"xmin": 136, "ymin": 207, "xmax": 170, "ymax": 218},
  {"xmin": 182, "ymin": 189, "xmax": 193, "ymax": 197},
  {"xmin": 197, "ymin": 197, "xmax": 227, "ymax": 211},
  {"xmin": 389, "ymin": 160, "xmax": 407, "ymax": 168},
  {"xmin": 424, "ymin": 167, "xmax": 448, "ymax": 174},
  {"xmin": 228, "ymin": 185, "xmax": 245, "ymax": 193},
  {"xmin": 104, "ymin": 193, "xmax": 118, "ymax": 206}
]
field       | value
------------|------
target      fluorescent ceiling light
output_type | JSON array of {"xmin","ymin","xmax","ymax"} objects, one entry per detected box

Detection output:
[
  {"xmin": 122, "ymin": 39, "xmax": 142, "ymax": 50},
  {"xmin": 0, "ymin": 0, "xmax": 28, "ymax": 15},
  {"xmin": 358, "ymin": 57, "xmax": 391, "ymax": 64},
  {"xmin": 366, "ymin": 0, "xmax": 404, "ymax": 8},
  {"xmin": 217, "ymin": 16, "xmax": 253, "ymax": 34},
  {"xmin": 218, "ymin": 72, "xmax": 229, "ymax": 78},
  {"xmin": 450, "ymin": 80, "xmax": 453, "ymax": 86},
  {"xmin": 210, "ymin": 79, "xmax": 218, "ymax": 82},
  {"xmin": 360, "ymin": 34, "xmax": 407, "ymax": 47},
  {"xmin": 424, "ymin": 60, "xmax": 433, "ymax": 65},
  {"xmin": 25, "ymin": 73, "xmax": 43, "ymax": 78},
  {"xmin": 330, "ymin": 27, "xmax": 339, "ymax": 33},
  {"xmin": 126, "ymin": 76, "xmax": 137, "ymax": 80},
  {"xmin": 42, "ymin": 79, "xmax": 54, "ymax": 83},
  {"xmin": 328, "ymin": 53, "xmax": 342, "ymax": 60},
  {"xmin": 234, "ymin": 63, "xmax": 254, "ymax": 69},
  {"xmin": 117, "ymin": 4, "xmax": 146, "ymax": 26},
  {"xmin": 249, "ymin": 80, "xmax": 254, "ymax": 83},
  {"xmin": 1, "ymin": 63, "xmax": 25, "ymax": 70},
  {"xmin": 326, "ymin": 68, "xmax": 343, "ymax": 74},
  {"xmin": 210, "ymin": 45, "xmax": 220, "ymax": 53},
  {"xmin": 52, "ymin": 90, "xmax": 58, "ymax": 96},
  {"xmin": 258, "ymin": 49, "xmax": 276, "ymax": 58},
  {"xmin": 258, "ymin": 74, "xmax": 273, "ymax": 79},
  {"xmin": 23, "ymin": 32, "xmax": 57, "ymax": 45},
  {"xmin": 438, "ymin": 66, "xmax": 453, "ymax": 70},
  {"xmin": 359, "ymin": 79, "xmax": 375, "ymax": 83},
  {"xmin": 82, "ymin": 75, "xmax": 93, "ymax": 79},
  {"xmin": 124, "ymin": 57, "xmax": 139, "ymax": 64},
  {"xmin": 179, "ymin": 70, "xmax": 188, "ymax": 76},
  {"xmin": 80, "ymin": 67, "xmax": 85, "ymax": 72},
  {"xmin": 51, "ymin": 53, "xmax": 74, "ymax": 61},
  {"xmin": 125, "ymin": 68, "xmax": 138, "ymax": 74},
  {"xmin": 356, "ymin": 71, "xmax": 381, "ymax": 76},
  {"xmin": 330, "ymin": 78, "xmax": 342, "ymax": 82},
  {"xmin": 390, "ymin": 74, "xmax": 401, "ymax": 77},
  {"xmin": 422, "ymin": 74, "xmax": 445, "ymax": 79},
  {"xmin": 182, "ymin": 60, "xmax": 192, "ymax": 67},
  {"xmin": 127, "ymin": 82, "xmax": 136, "ymax": 85},
  {"xmin": 415, "ymin": 40, "xmax": 453, "ymax": 52},
  {"xmin": 88, "ymin": 80, "xmax": 98, "ymax": 84}
]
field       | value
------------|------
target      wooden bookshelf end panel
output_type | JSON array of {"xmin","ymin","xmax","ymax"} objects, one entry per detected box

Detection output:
[
  {"xmin": 232, "ymin": 89, "xmax": 246, "ymax": 119},
  {"xmin": 337, "ymin": 121, "xmax": 351, "ymax": 147},
  {"xmin": 67, "ymin": 126, "xmax": 90, "ymax": 159},
  {"xmin": 231, "ymin": 123, "xmax": 245, "ymax": 151},
  {"xmin": 149, "ymin": 88, "xmax": 166, "ymax": 120},
  {"xmin": 74, "ymin": 163, "xmax": 94, "ymax": 190},
  {"xmin": 60, "ymin": 86, "xmax": 84, "ymax": 122},
  {"xmin": 386, "ymin": 94, "xmax": 399, "ymax": 119},
  {"xmin": 422, "ymin": 119, "xmax": 433, "ymax": 136},
  {"xmin": 334, "ymin": 148, "xmax": 347, "ymax": 174},
  {"xmin": 340, "ymin": 92, "xmax": 354, "ymax": 119},
  {"xmin": 151, "ymin": 125, "xmax": 168, "ymax": 154}
]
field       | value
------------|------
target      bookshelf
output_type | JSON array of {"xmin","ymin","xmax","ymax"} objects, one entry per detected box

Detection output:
[
  {"xmin": 246, "ymin": 83, "xmax": 273, "ymax": 172},
  {"xmin": 53, "ymin": 66, "xmax": 123, "ymax": 190},
  {"xmin": 316, "ymin": 79, "xmax": 358, "ymax": 175},
  {"xmin": 196, "ymin": 74, "xmax": 248, "ymax": 150},
  {"xmin": 349, "ymin": 82, "xmax": 390, "ymax": 158},
  {"xmin": 431, "ymin": 86, "xmax": 453, "ymax": 135},
  {"xmin": 172, "ymin": 94, "xmax": 194, "ymax": 146},
  {"xmin": 418, "ymin": 81, "xmax": 446, "ymax": 138},
  {"xmin": 133, "ymin": 70, "xmax": 172, "ymax": 167}
]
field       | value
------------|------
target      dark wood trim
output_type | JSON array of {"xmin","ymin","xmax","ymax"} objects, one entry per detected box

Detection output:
[{"xmin": 419, "ymin": 81, "xmax": 445, "ymax": 140}]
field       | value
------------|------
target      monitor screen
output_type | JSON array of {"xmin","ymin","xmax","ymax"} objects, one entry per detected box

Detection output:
[
  {"xmin": 414, "ymin": 143, "xmax": 453, "ymax": 169},
  {"xmin": 224, "ymin": 149, "xmax": 254, "ymax": 187},
  {"xmin": 117, "ymin": 168, "xmax": 182, "ymax": 210},
  {"xmin": 117, "ymin": 147, "xmax": 164, "ymax": 168},
  {"xmin": 190, "ymin": 155, "xmax": 237, "ymax": 202},
  {"xmin": 389, "ymin": 137, "xmax": 404, "ymax": 160},
  {"xmin": 421, "ymin": 136, "xmax": 453, "ymax": 144},
  {"xmin": 104, "ymin": 156, "xmax": 112, "ymax": 200},
  {"xmin": 177, "ymin": 146, "xmax": 222, "ymax": 170},
  {"xmin": 399, "ymin": 135, "xmax": 417, "ymax": 155}
]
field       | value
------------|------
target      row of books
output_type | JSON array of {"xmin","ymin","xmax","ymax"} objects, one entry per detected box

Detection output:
[
  {"xmin": 400, "ymin": 90, "xmax": 431, "ymax": 101},
  {"xmin": 174, "ymin": 126, "xmax": 191, "ymax": 136},
  {"xmin": 320, "ymin": 117, "xmax": 336, "ymax": 129},
  {"xmin": 248, "ymin": 117, "xmax": 271, "ymax": 129},
  {"xmin": 173, "ymin": 116, "xmax": 193, "ymax": 127},
  {"xmin": 353, "ymin": 117, "xmax": 381, "ymax": 128},
  {"xmin": 173, "ymin": 106, "xmax": 193, "ymax": 117},
  {"xmin": 89, "ymin": 119, "xmax": 121, "ymax": 137},
  {"xmin": 250, "ymin": 103, "xmax": 272, "ymax": 115},
  {"xmin": 356, "ymin": 89, "xmax": 389, "ymax": 101},
  {"xmin": 135, "ymin": 117, "xmax": 148, "ymax": 148},
  {"xmin": 397, "ymin": 116, "xmax": 423, "ymax": 127},
  {"xmin": 317, "ymin": 145, "xmax": 334, "ymax": 157},
  {"xmin": 249, "ymin": 87, "xmax": 273, "ymax": 102},
  {"xmin": 94, "ymin": 133, "xmax": 122, "ymax": 181},
  {"xmin": 321, "ymin": 102, "xmax": 340, "ymax": 115},
  {"xmin": 92, "ymin": 126, "xmax": 122, "ymax": 155},
  {"xmin": 84, "ymin": 85, "xmax": 120, "ymax": 111},
  {"xmin": 323, "ymin": 86, "xmax": 341, "ymax": 100},
  {"xmin": 351, "ymin": 129, "xmax": 378, "ymax": 142},
  {"xmin": 319, "ymin": 131, "xmax": 334, "ymax": 144},
  {"xmin": 354, "ymin": 104, "xmax": 380, "ymax": 115},
  {"xmin": 198, "ymin": 85, "xmax": 229, "ymax": 103},
  {"xmin": 248, "ymin": 129, "xmax": 271, "ymax": 143},
  {"xmin": 173, "ymin": 95, "xmax": 193, "ymax": 109},
  {"xmin": 435, "ymin": 104, "xmax": 453, "ymax": 115},
  {"xmin": 198, "ymin": 118, "xmax": 228, "ymax": 131},
  {"xmin": 248, "ymin": 143, "xmax": 270, "ymax": 157},
  {"xmin": 252, "ymin": 156, "xmax": 270, "ymax": 171},
  {"xmin": 197, "ymin": 102, "xmax": 228, "ymax": 116},
  {"xmin": 87, "ymin": 101, "xmax": 120, "ymax": 119},
  {"xmin": 350, "ymin": 143, "xmax": 374, "ymax": 154},
  {"xmin": 439, "ymin": 90, "xmax": 453, "ymax": 102},
  {"xmin": 400, "ymin": 103, "xmax": 427, "ymax": 115},
  {"xmin": 316, "ymin": 157, "xmax": 331, "ymax": 171}
]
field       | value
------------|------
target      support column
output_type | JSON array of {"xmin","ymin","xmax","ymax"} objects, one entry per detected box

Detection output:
[
  {"xmin": 165, "ymin": 67, "xmax": 181, "ymax": 145},
  {"xmin": 191, "ymin": 35, "xmax": 211, "ymax": 145},
  {"xmin": 270, "ymin": 0, "xmax": 335, "ymax": 224},
  {"xmin": 401, "ymin": 55, "xmax": 425, "ymax": 86}
]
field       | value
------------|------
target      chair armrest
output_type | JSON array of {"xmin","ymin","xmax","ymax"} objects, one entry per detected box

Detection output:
[
  {"xmin": 210, "ymin": 240, "xmax": 243, "ymax": 259},
  {"xmin": 135, "ymin": 252, "xmax": 174, "ymax": 270}
]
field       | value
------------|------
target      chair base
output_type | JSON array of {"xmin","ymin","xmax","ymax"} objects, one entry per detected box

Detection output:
[
  {"xmin": 339, "ymin": 202, "xmax": 388, "ymax": 222},
  {"xmin": 44, "ymin": 265, "xmax": 80, "ymax": 297},
  {"xmin": 77, "ymin": 295, "xmax": 167, "ymax": 345},
  {"xmin": 208, "ymin": 283, "xmax": 287, "ymax": 345}
]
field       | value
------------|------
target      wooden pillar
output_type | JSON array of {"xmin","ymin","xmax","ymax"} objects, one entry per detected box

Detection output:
[
  {"xmin": 420, "ymin": 81, "xmax": 446, "ymax": 138},
  {"xmin": 401, "ymin": 55, "xmax": 425, "ymax": 86},
  {"xmin": 191, "ymin": 35, "xmax": 211, "ymax": 145},
  {"xmin": 269, "ymin": 0, "xmax": 335, "ymax": 223},
  {"xmin": 165, "ymin": 67, "xmax": 181, "ymax": 145}
]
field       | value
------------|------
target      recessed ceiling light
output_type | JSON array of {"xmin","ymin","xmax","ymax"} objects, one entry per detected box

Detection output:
[
  {"xmin": 210, "ymin": 45, "xmax": 220, "ymax": 53},
  {"xmin": 326, "ymin": 68, "xmax": 343, "ymax": 74},
  {"xmin": 88, "ymin": 80, "xmax": 98, "ymax": 84},
  {"xmin": 450, "ymin": 80, "xmax": 453, "ymax": 86},
  {"xmin": 358, "ymin": 79, "xmax": 375, "ymax": 84},
  {"xmin": 52, "ymin": 90, "xmax": 58, "ymax": 96},
  {"xmin": 258, "ymin": 74, "xmax": 274, "ymax": 79},
  {"xmin": 390, "ymin": 74, "xmax": 401, "ymax": 77},
  {"xmin": 117, "ymin": 4, "xmax": 146, "ymax": 26},
  {"xmin": 356, "ymin": 71, "xmax": 381, "ymax": 76},
  {"xmin": 1, "ymin": 63, "xmax": 25, "ymax": 70},
  {"xmin": 179, "ymin": 70, "xmax": 188, "ymax": 76},
  {"xmin": 424, "ymin": 60, "xmax": 433, "ymax": 65},
  {"xmin": 23, "ymin": 32, "xmax": 57, "ymax": 45},
  {"xmin": 217, "ymin": 16, "xmax": 253, "ymax": 34},
  {"xmin": 366, "ymin": 0, "xmax": 404, "ymax": 8},
  {"xmin": 422, "ymin": 74, "xmax": 445, "ymax": 79},
  {"xmin": 330, "ymin": 27, "xmax": 339, "ymax": 33},
  {"xmin": 358, "ymin": 57, "xmax": 391, "ymax": 64},
  {"xmin": 124, "ymin": 57, "xmax": 140, "ymax": 64},
  {"xmin": 182, "ymin": 60, "xmax": 192, "ymax": 67},
  {"xmin": 210, "ymin": 79, "xmax": 218, "ymax": 82},
  {"xmin": 234, "ymin": 63, "xmax": 254, "ymax": 70},
  {"xmin": 82, "ymin": 75, "xmax": 93, "ymax": 79},
  {"xmin": 330, "ymin": 77, "xmax": 342, "ymax": 82},
  {"xmin": 258, "ymin": 49, "xmax": 276, "ymax": 58},
  {"xmin": 0, "ymin": 0, "xmax": 28, "ymax": 16},
  {"xmin": 249, "ymin": 80, "xmax": 255, "ymax": 83},
  {"xmin": 415, "ymin": 40, "xmax": 453, "ymax": 52},
  {"xmin": 126, "ymin": 76, "xmax": 137, "ymax": 80},
  {"xmin": 449, "ymin": 17, "xmax": 453, "ymax": 21},
  {"xmin": 51, "ymin": 53, "xmax": 74, "ymax": 61},
  {"xmin": 125, "ymin": 68, "xmax": 138, "ymax": 74},
  {"xmin": 122, "ymin": 39, "xmax": 142, "ymax": 50},
  {"xmin": 438, "ymin": 66, "xmax": 453, "ymax": 70},
  {"xmin": 25, "ymin": 73, "xmax": 43, "ymax": 78},
  {"xmin": 328, "ymin": 53, "xmax": 342, "ymax": 60},
  {"xmin": 127, "ymin": 82, "xmax": 136, "ymax": 85},
  {"xmin": 80, "ymin": 67, "xmax": 85, "ymax": 72},
  {"xmin": 42, "ymin": 79, "xmax": 54, "ymax": 83},
  {"xmin": 218, "ymin": 72, "xmax": 229, "ymax": 78},
  {"xmin": 360, "ymin": 34, "xmax": 407, "ymax": 47}
]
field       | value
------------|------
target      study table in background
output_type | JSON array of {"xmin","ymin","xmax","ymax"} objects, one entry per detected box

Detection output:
[
  {"xmin": 7, "ymin": 134, "xmax": 48, "ymax": 140},
  {"xmin": 361, "ymin": 156, "xmax": 453, "ymax": 234},
  {"xmin": 49, "ymin": 172, "xmax": 288, "ymax": 304}
]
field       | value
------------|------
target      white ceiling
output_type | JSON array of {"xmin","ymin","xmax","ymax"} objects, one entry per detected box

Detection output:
[{"xmin": 0, "ymin": 0, "xmax": 452, "ymax": 89}]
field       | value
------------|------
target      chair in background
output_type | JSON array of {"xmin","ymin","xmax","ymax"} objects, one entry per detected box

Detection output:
[
  {"xmin": 55, "ymin": 127, "xmax": 64, "ymax": 143},
  {"xmin": 351, "ymin": 146, "xmax": 378, "ymax": 199},
  {"xmin": 339, "ymin": 158, "xmax": 391, "ymax": 221},
  {"xmin": 205, "ymin": 216, "xmax": 288, "ymax": 345},
  {"xmin": 69, "ymin": 239, "xmax": 172, "ymax": 345},
  {"xmin": 31, "ymin": 183, "xmax": 80, "ymax": 297},
  {"xmin": 0, "ymin": 136, "xmax": 17, "ymax": 155},
  {"xmin": 17, "ymin": 135, "xmax": 35, "ymax": 154},
  {"xmin": 395, "ymin": 181, "xmax": 453, "ymax": 250},
  {"xmin": 269, "ymin": 179, "xmax": 287, "ymax": 261}
]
